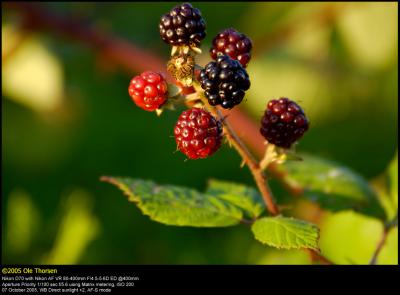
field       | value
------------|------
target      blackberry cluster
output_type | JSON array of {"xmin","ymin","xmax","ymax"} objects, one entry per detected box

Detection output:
[
  {"xmin": 199, "ymin": 55, "xmax": 250, "ymax": 109},
  {"xmin": 159, "ymin": 3, "xmax": 206, "ymax": 47},
  {"xmin": 260, "ymin": 98, "xmax": 309, "ymax": 148},
  {"xmin": 210, "ymin": 28, "xmax": 252, "ymax": 68},
  {"xmin": 174, "ymin": 108, "xmax": 223, "ymax": 159}
]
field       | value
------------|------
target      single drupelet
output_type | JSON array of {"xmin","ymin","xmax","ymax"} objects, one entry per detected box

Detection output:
[
  {"xmin": 210, "ymin": 28, "xmax": 252, "ymax": 68},
  {"xmin": 199, "ymin": 55, "xmax": 250, "ymax": 109},
  {"xmin": 128, "ymin": 71, "xmax": 168, "ymax": 111},
  {"xmin": 260, "ymin": 98, "xmax": 309, "ymax": 148},
  {"xmin": 174, "ymin": 108, "xmax": 223, "ymax": 159},
  {"xmin": 159, "ymin": 2, "xmax": 206, "ymax": 47}
]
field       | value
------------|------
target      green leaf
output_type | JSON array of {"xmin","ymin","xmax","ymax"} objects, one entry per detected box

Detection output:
[
  {"xmin": 101, "ymin": 176, "xmax": 246, "ymax": 227},
  {"xmin": 251, "ymin": 216, "xmax": 320, "ymax": 251},
  {"xmin": 279, "ymin": 154, "xmax": 385, "ymax": 219},
  {"xmin": 319, "ymin": 211, "xmax": 398, "ymax": 265},
  {"xmin": 205, "ymin": 179, "xmax": 265, "ymax": 219},
  {"xmin": 388, "ymin": 151, "xmax": 398, "ymax": 210}
]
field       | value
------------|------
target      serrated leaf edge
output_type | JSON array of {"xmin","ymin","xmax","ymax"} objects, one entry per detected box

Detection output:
[
  {"xmin": 251, "ymin": 217, "xmax": 320, "ymax": 251},
  {"xmin": 101, "ymin": 176, "xmax": 245, "ymax": 226}
]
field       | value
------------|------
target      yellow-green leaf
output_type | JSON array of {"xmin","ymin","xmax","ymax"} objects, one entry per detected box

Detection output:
[{"xmin": 251, "ymin": 216, "xmax": 320, "ymax": 251}]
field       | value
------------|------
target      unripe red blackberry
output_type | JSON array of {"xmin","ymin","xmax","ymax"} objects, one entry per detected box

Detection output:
[
  {"xmin": 199, "ymin": 55, "xmax": 250, "ymax": 109},
  {"xmin": 210, "ymin": 28, "xmax": 252, "ymax": 67},
  {"xmin": 260, "ymin": 98, "xmax": 309, "ymax": 148},
  {"xmin": 159, "ymin": 3, "xmax": 206, "ymax": 47},
  {"xmin": 128, "ymin": 71, "xmax": 168, "ymax": 112},
  {"xmin": 174, "ymin": 108, "xmax": 223, "ymax": 159}
]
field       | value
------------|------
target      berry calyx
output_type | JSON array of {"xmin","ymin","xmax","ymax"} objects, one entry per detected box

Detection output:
[
  {"xmin": 199, "ymin": 55, "xmax": 251, "ymax": 109},
  {"xmin": 210, "ymin": 28, "xmax": 252, "ymax": 67},
  {"xmin": 167, "ymin": 54, "xmax": 195, "ymax": 87},
  {"xmin": 174, "ymin": 108, "xmax": 223, "ymax": 159},
  {"xmin": 159, "ymin": 3, "xmax": 206, "ymax": 48},
  {"xmin": 260, "ymin": 98, "xmax": 309, "ymax": 148},
  {"xmin": 128, "ymin": 71, "xmax": 168, "ymax": 112}
]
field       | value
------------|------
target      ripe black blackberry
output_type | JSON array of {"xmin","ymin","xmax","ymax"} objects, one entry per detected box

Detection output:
[
  {"xmin": 260, "ymin": 98, "xmax": 309, "ymax": 148},
  {"xmin": 210, "ymin": 28, "xmax": 252, "ymax": 67},
  {"xmin": 159, "ymin": 3, "xmax": 206, "ymax": 47},
  {"xmin": 199, "ymin": 55, "xmax": 250, "ymax": 109}
]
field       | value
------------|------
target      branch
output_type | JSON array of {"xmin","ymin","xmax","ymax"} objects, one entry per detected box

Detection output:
[
  {"xmin": 5, "ymin": 2, "xmax": 303, "ymax": 198},
  {"xmin": 369, "ymin": 213, "xmax": 398, "ymax": 265},
  {"xmin": 217, "ymin": 108, "xmax": 304, "ymax": 197},
  {"xmin": 4, "ymin": 2, "xmax": 168, "ymax": 77},
  {"xmin": 200, "ymin": 97, "xmax": 333, "ymax": 266},
  {"xmin": 188, "ymin": 81, "xmax": 279, "ymax": 216},
  {"xmin": 214, "ymin": 108, "xmax": 280, "ymax": 216}
]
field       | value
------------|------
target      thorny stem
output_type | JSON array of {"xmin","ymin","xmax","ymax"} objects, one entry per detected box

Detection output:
[
  {"xmin": 215, "ymin": 107, "xmax": 306, "ymax": 197},
  {"xmin": 369, "ymin": 212, "xmax": 398, "ymax": 265},
  {"xmin": 207, "ymin": 101, "xmax": 333, "ymax": 265},
  {"xmin": 214, "ymin": 108, "xmax": 280, "ymax": 216},
  {"xmin": 190, "ymin": 85, "xmax": 336, "ymax": 265},
  {"xmin": 192, "ymin": 83, "xmax": 280, "ymax": 216}
]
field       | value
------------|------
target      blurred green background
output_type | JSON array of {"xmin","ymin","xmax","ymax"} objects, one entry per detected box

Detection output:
[{"xmin": 2, "ymin": 2, "xmax": 398, "ymax": 264}]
